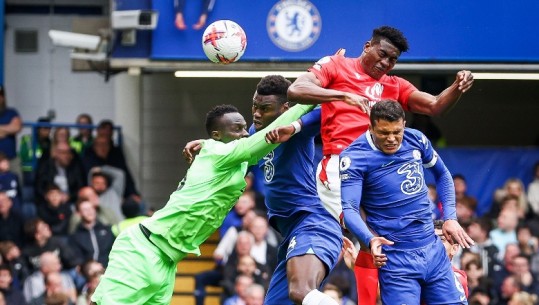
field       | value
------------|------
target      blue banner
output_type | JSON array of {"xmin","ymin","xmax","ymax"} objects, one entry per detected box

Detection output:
[{"xmin": 135, "ymin": 0, "xmax": 539, "ymax": 62}]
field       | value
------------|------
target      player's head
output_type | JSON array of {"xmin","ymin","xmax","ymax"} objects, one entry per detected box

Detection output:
[
  {"xmin": 434, "ymin": 220, "xmax": 459, "ymax": 260},
  {"xmin": 361, "ymin": 26, "xmax": 409, "ymax": 80},
  {"xmin": 205, "ymin": 104, "xmax": 248, "ymax": 143},
  {"xmin": 252, "ymin": 75, "xmax": 291, "ymax": 131},
  {"xmin": 369, "ymin": 100, "xmax": 405, "ymax": 155}
]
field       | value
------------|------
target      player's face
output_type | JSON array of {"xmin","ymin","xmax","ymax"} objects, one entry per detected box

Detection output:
[
  {"xmin": 369, "ymin": 118, "xmax": 404, "ymax": 155},
  {"xmin": 214, "ymin": 112, "xmax": 249, "ymax": 143},
  {"xmin": 252, "ymin": 92, "xmax": 288, "ymax": 131},
  {"xmin": 362, "ymin": 39, "xmax": 400, "ymax": 80}
]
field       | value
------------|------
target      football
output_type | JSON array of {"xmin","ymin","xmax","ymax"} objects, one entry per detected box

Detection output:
[{"xmin": 202, "ymin": 20, "xmax": 247, "ymax": 64}]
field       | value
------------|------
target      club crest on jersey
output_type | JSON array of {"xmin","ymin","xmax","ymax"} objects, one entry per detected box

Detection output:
[
  {"xmin": 267, "ymin": 0, "xmax": 321, "ymax": 52},
  {"xmin": 364, "ymin": 83, "xmax": 384, "ymax": 101}
]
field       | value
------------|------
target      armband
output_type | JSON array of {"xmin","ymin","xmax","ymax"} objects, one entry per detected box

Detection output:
[{"xmin": 291, "ymin": 121, "xmax": 302, "ymax": 135}]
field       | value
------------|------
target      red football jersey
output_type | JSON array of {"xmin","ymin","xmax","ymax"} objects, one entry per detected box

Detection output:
[{"xmin": 308, "ymin": 55, "xmax": 417, "ymax": 155}]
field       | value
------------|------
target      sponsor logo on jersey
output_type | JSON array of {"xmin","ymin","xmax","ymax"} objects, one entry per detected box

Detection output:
[
  {"xmin": 267, "ymin": 0, "xmax": 321, "ymax": 52},
  {"xmin": 397, "ymin": 162, "xmax": 424, "ymax": 195},
  {"xmin": 413, "ymin": 150, "xmax": 421, "ymax": 160}
]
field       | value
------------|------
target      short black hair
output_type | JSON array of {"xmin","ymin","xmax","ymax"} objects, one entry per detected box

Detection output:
[
  {"xmin": 452, "ymin": 174, "xmax": 466, "ymax": 182},
  {"xmin": 256, "ymin": 75, "xmax": 291, "ymax": 104},
  {"xmin": 372, "ymin": 26, "xmax": 409, "ymax": 53},
  {"xmin": 433, "ymin": 220, "xmax": 444, "ymax": 230},
  {"xmin": 91, "ymin": 171, "xmax": 111, "ymax": 188},
  {"xmin": 205, "ymin": 104, "xmax": 239, "ymax": 136},
  {"xmin": 370, "ymin": 100, "xmax": 405, "ymax": 126}
]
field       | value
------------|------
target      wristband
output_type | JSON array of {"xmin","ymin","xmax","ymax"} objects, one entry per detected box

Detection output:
[{"xmin": 291, "ymin": 121, "xmax": 302, "ymax": 135}]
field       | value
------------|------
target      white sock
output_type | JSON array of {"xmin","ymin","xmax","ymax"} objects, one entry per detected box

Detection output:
[{"xmin": 301, "ymin": 289, "xmax": 340, "ymax": 305}]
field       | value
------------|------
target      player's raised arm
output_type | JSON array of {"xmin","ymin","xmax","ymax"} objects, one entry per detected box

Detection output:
[
  {"xmin": 288, "ymin": 72, "xmax": 370, "ymax": 113},
  {"xmin": 407, "ymin": 70, "xmax": 474, "ymax": 116},
  {"xmin": 216, "ymin": 104, "xmax": 315, "ymax": 168}
]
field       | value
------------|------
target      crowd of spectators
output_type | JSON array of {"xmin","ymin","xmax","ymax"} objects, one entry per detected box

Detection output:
[
  {"xmin": 0, "ymin": 98, "xmax": 147, "ymax": 304},
  {"xmin": 1, "ymin": 82, "xmax": 539, "ymax": 305}
]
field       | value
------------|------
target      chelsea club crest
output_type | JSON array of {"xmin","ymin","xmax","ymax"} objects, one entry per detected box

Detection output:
[{"xmin": 267, "ymin": 0, "xmax": 321, "ymax": 52}]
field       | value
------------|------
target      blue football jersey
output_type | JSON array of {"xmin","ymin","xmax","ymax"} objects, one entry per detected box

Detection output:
[
  {"xmin": 248, "ymin": 110, "xmax": 325, "ymax": 231},
  {"xmin": 340, "ymin": 128, "xmax": 439, "ymax": 243}
]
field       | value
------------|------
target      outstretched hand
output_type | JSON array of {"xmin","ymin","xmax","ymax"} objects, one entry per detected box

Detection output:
[
  {"xmin": 455, "ymin": 70, "xmax": 474, "ymax": 93},
  {"xmin": 443, "ymin": 219, "xmax": 475, "ymax": 249},
  {"xmin": 343, "ymin": 93, "xmax": 371, "ymax": 115},
  {"xmin": 370, "ymin": 236, "xmax": 394, "ymax": 268},
  {"xmin": 265, "ymin": 125, "xmax": 295, "ymax": 144},
  {"xmin": 182, "ymin": 139, "xmax": 203, "ymax": 164},
  {"xmin": 342, "ymin": 236, "xmax": 359, "ymax": 270}
]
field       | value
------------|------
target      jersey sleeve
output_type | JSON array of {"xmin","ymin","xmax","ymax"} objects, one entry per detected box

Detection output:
[
  {"xmin": 396, "ymin": 77, "xmax": 418, "ymax": 112},
  {"xmin": 307, "ymin": 55, "xmax": 339, "ymax": 88},
  {"xmin": 411, "ymin": 129, "xmax": 457, "ymax": 220},
  {"xmin": 213, "ymin": 104, "xmax": 316, "ymax": 169},
  {"xmin": 299, "ymin": 106, "xmax": 321, "ymax": 137},
  {"xmin": 340, "ymin": 148, "xmax": 375, "ymax": 246}
]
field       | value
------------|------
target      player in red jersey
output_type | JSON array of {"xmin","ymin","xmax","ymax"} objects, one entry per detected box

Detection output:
[{"xmin": 287, "ymin": 25, "xmax": 474, "ymax": 305}]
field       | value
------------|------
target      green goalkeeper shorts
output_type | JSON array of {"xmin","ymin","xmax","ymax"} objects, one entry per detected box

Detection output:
[{"xmin": 91, "ymin": 224, "xmax": 178, "ymax": 305}]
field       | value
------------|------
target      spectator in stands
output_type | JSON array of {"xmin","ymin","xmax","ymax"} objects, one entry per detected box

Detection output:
[
  {"xmin": 0, "ymin": 241, "xmax": 30, "ymax": 289},
  {"xmin": 322, "ymin": 283, "xmax": 356, "ymax": 305},
  {"xmin": 44, "ymin": 291, "xmax": 70, "ymax": 305},
  {"xmin": 246, "ymin": 215, "xmax": 278, "ymax": 277},
  {"xmin": 82, "ymin": 135, "xmax": 140, "ymax": 201},
  {"xmin": 19, "ymin": 117, "xmax": 52, "ymax": 184},
  {"xmin": 490, "ymin": 204, "xmax": 519, "ymax": 260},
  {"xmin": 223, "ymin": 274, "xmax": 254, "ymax": 305},
  {"xmin": 0, "ymin": 86, "xmax": 23, "ymax": 178},
  {"xmin": 0, "ymin": 152, "xmax": 22, "ymax": 212},
  {"xmin": 454, "ymin": 174, "xmax": 478, "ymax": 210},
  {"xmin": 508, "ymin": 291, "xmax": 538, "ymax": 305},
  {"xmin": 68, "ymin": 200, "xmax": 115, "ymax": 267},
  {"xmin": 498, "ymin": 275, "xmax": 522, "ymax": 305},
  {"xmin": 243, "ymin": 283, "xmax": 265, "ymax": 305},
  {"xmin": 492, "ymin": 178, "xmax": 529, "ymax": 219},
  {"xmin": 192, "ymin": 213, "xmax": 257, "ymax": 305},
  {"xmin": 222, "ymin": 255, "xmax": 269, "ymax": 301},
  {"xmin": 221, "ymin": 191, "xmax": 255, "ymax": 238},
  {"xmin": 88, "ymin": 169, "xmax": 124, "ymax": 221},
  {"xmin": 466, "ymin": 217, "xmax": 501, "ymax": 276},
  {"xmin": 464, "ymin": 258, "xmax": 484, "ymax": 295},
  {"xmin": 516, "ymin": 223, "xmax": 538, "ymax": 259},
  {"xmin": 76, "ymin": 271, "xmax": 102, "ymax": 305},
  {"xmin": 22, "ymin": 219, "xmax": 81, "ymax": 272},
  {"xmin": 511, "ymin": 254, "xmax": 539, "ymax": 296},
  {"xmin": 456, "ymin": 197, "xmax": 476, "ymax": 225},
  {"xmin": 0, "ymin": 191, "xmax": 25, "ymax": 247},
  {"xmin": 34, "ymin": 141, "xmax": 86, "ymax": 206},
  {"xmin": 68, "ymin": 187, "xmax": 118, "ymax": 234},
  {"xmin": 492, "ymin": 244, "xmax": 521, "ymax": 293},
  {"xmin": 37, "ymin": 184, "xmax": 72, "ymax": 238},
  {"xmin": 0, "ymin": 264, "xmax": 26, "ymax": 305},
  {"xmin": 111, "ymin": 198, "xmax": 148, "ymax": 236},
  {"xmin": 52, "ymin": 128, "xmax": 71, "ymax": 147},
  {"xmin": 70, "ymin": 114, "xmax": 93, "ymax": 155},
  {"xmin": 23, "ymin": 252, "xmax": 76, "ymax": 304},
  {"xmin": 527, "ymin": 162, "xmax": 539, "ymax": 219}
]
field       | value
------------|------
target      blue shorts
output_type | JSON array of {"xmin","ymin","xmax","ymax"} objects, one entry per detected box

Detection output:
[
  {"xmin": 264, "ymin": 210, "xmax": 343, "ymax": 305},
  {"xmin": 379, "ymin": 235, "xmax": 468, "ymax": 305}
]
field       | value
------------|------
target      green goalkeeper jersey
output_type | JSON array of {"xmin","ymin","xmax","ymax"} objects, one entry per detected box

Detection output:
[{"xmin": 141, "ymin": 104, "xmax": 315, "ymax": 263}]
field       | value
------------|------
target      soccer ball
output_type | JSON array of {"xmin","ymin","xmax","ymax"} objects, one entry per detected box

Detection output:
[{"xmin": 202, "ymin": 20, "xmax": 247, "ymax": 64}]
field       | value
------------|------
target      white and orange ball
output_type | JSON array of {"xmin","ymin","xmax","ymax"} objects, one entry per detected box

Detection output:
[{"xmin": 202, "ymin": 20, "xmax": 247, "ymax": 64}]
